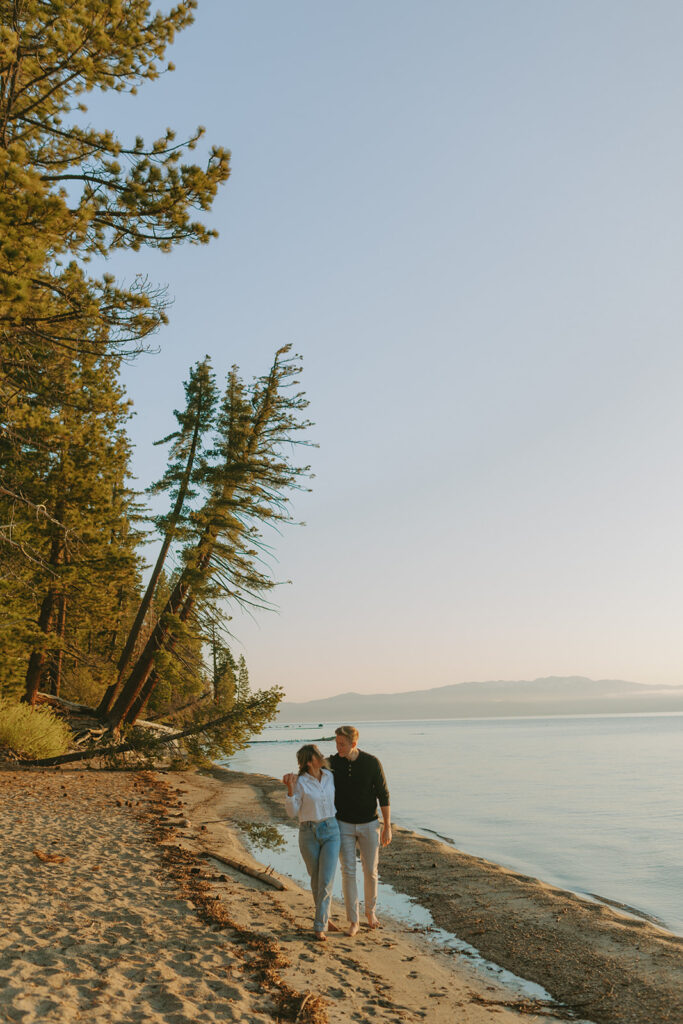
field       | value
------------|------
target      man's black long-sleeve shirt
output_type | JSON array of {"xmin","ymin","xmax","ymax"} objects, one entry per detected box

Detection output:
[{"xmin": 329, "ymin": 750, "xmax": 390, "ymax": 824}]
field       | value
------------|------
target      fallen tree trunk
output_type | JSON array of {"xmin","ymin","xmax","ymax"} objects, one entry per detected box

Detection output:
[
  {"xmin": 200, "ymin": 850, "xmax": 289, "ymax": 891},
  {"xmin": 21, "ymin": 694, "xmax": 276, "ymax": 767}
]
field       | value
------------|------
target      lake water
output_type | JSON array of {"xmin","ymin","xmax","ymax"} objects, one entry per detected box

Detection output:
[{"xmin": 224, "ymin": 713, "xmax": 683, "ymax": 934}]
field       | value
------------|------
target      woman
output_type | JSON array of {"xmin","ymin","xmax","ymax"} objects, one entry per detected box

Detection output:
[{"xmin": 283, "ymin": 744, "xmax": 340, "ymax": 941}]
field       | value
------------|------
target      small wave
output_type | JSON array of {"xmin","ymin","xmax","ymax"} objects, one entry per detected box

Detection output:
[
  {"xmin": 584, "ymin": 892, "xmax": 666, "ymax": 928},
  {"xmin": 418, "ymin": 826, "xmax": 456, "ymax": 845},
  {"xmin": 250, "ymin": 735, "xmax": 335, "ymax": 744}
]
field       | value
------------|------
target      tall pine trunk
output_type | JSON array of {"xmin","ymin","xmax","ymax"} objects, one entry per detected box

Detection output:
[
  {"xmin": 49, "ymin": 593, "xmax": 67, "ymax": 696},
  {"xmin": 24, "ymin": 587, "xmax": 59, "ymax": 704},
  {"xmin": 23, "ymin": 513, "xmax": 66, "ymax": 704},
  {"xmin": 104, "ymin": 559, "xmax": 200, "ymax": 728},
  {"xmin": 97, "ymin": 528, "xmax": 178, "ymax": 717},
  {"xmin": 124, "ymin": 593, "xmax": 195, "ymax": 724}
]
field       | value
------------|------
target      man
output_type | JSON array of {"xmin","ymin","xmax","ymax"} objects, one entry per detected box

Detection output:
[{"xmin": 329, "ymin": 725, "xmax": 391, "ymax": 937}]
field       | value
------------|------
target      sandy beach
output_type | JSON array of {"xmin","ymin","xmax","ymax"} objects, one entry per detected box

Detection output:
[{"xmin": 1, "ymin": 764, "xmax": 681, "ymax": 1024}]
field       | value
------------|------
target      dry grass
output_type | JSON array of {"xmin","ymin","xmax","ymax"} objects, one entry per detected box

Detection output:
[{"xmin": 0, "ymin": 698, "xmax": 72, "ymax": 759}]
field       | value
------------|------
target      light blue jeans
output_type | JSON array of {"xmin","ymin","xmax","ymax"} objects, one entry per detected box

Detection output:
[{"xmin": 298, "ymin": 817, "xmax": 341, "ymax": 933}]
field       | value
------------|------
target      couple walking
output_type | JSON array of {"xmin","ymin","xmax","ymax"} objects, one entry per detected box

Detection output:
[{"xmin": 283, "ymin": 725, "xmax": 391, "ymax": 941}]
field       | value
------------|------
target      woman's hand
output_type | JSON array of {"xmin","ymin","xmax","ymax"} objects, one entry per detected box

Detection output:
[{"xmin": 282, "ymin": 772, "xmax": 297, "ymax": 796}]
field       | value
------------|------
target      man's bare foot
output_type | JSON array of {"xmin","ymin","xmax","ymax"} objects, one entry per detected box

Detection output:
[
  {"xmin": 314, "ymin": 931, "xmax": 327, "ymax": 942},
  {"xmin": 366, "ymin": 914, "xmax": 380, "ymax": 929},
  {"xmin": 346, "ymin": 921, "xmax": 360, "ymax": 937}
]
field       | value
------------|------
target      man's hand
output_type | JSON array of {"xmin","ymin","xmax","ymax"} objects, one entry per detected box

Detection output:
[{"xmin": 381, "ymin": 823, "xmax": 392, "ymax": 847}]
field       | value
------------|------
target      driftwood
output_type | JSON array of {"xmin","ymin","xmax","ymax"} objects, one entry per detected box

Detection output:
[
  {"xmin": 295, "ymin": 993, "xmax": 313, "ymax": 1023},
  {"xmin": 201, "ymin": 849, "xmax": 290, "ymax": 891},
  {"xmin": 36, "ymin": 692, "xmax": 177, "ymax": 735}
]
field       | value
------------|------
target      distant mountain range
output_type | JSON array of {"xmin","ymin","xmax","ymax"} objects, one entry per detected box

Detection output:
[{"xmin": 276, "ymin": 676, "xmax": 683, "ymax": 723}]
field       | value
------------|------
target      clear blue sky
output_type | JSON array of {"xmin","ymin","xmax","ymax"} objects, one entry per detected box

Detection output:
[{"xmin": 93, "ymin": 2, "xmax": 683, "ymax": 700}]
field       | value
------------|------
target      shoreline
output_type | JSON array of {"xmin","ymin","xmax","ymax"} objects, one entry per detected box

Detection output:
[
  {"xmin": 220, "ymin": 765, "xmax": 683, "ymax": 1024},
  {"xmin": 1, "ymin": 764, "xmax": 681, "ymax": 1024},
  {"xmin": 399, "ymin": 825, "xmax": 671, "ymax": 935}
]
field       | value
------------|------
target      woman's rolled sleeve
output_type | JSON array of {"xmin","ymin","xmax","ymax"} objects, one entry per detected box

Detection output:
[{"xmin": 285, "ymin": 785, "xmax": 302, "ymax": 818}]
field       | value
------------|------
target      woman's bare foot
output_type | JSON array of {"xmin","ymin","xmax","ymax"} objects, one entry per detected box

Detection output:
[
  {"xmin": 366, "ymin": 913, "xmax": 380, "ymax": 929},
  {"xmin": 314, "ymin": 931, "xmax": 327, "ymax": 942},
  {"xmin": 346, "ymin": 921, "xmax": 360, "ymax": 937}
]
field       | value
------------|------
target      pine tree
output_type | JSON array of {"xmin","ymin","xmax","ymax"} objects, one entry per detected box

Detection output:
[
  {"xmin": 236, "ymin": 655, "xmax": 250, "ymax": 703},
  {"xmin": 0, "ymin": 2, "xmax": 230, "ymax": 702},
  {"xmin": 204, "ymin": 605, "xmax": 237, "ymax": 705},
  {"xmin": 214, "ymin": 645, "xmax": 237, "ymax": 706},
  {"xmin": 0, "ymin": 0, "xmax": 229, "ymax": 344},
  {"xmin": 106, "ymin": 346, "xmax": 313, "ymax": 729},
  {"xmin": 19, "ymin": 349, "xmax": 142, "ymax": 704}
]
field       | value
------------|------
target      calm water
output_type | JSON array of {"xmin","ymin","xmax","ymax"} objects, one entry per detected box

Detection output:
[{"xmin": 225, "ymin": 714, "xmax": 683, "ymax": 934}]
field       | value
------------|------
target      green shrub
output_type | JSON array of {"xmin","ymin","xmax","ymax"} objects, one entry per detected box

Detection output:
[{"xmin": 0, "ymin": 699, "xmax": 72, "ymax": 759}]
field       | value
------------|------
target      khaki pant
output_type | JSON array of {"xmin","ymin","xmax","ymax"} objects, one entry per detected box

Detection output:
[{"xmin": 338, "ymin": 819, "xmax": 381, "ymax": 923}]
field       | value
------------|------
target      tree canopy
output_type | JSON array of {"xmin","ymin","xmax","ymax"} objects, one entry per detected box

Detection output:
[
  {"xmin": 0, "ymin": 5, "xmax": 301, "ymax": 764},
  {"xmin": 0, "ymin": 0, "xmax": 229, "ymax": 327}
]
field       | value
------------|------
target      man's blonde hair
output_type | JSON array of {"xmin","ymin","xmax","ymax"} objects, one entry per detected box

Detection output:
[{"xmin": 335, "ymin": 725, "xmax": 359, "ymax": 743}]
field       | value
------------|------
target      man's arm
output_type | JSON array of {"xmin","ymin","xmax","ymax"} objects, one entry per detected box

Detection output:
[
  {"xmin": 379, "ymin": 803, "xmax": 392, "ymax": 846},
  {"xmin": 372, "ymin": 756, "xmax": 392, "ymax": 846}
]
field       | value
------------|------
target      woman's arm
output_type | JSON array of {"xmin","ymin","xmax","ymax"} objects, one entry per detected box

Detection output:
[{"xmin": 283, "ymin": 772, "xmax": 302, "ymax": 819}]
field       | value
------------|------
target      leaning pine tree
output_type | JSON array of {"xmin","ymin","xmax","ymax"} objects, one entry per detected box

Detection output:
[
  {"xmin": 97, "ymin": 356, "xmax": 218, "ymax": 717},
  {"xmin": 105, "ymin": 346, "xmax": 313, "ymax": 731}
]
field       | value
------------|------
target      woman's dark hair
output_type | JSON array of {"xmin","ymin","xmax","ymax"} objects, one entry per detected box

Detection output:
[{"xmin": 296, "ymin": 744, "xmax": 328, "ymax": 775}]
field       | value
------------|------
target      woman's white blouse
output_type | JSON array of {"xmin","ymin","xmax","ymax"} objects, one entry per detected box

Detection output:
[{"xmin": 285, "ymin": 768, "xmax": 336, "ymax": 823}]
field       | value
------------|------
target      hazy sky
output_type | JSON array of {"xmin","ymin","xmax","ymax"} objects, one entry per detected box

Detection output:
[{"xmin": 92, "ymin": 2, "xmax": 683, "ymax": 701}]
